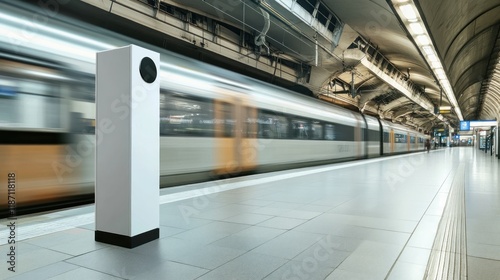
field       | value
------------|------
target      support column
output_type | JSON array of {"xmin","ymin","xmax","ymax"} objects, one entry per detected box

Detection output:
[{"xmin": 95, "ymin": 45, "xmax": 160, "ymax": 248}]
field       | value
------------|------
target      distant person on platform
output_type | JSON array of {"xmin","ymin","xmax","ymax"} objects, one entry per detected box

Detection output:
[{"xmin": 425, "ymin": 139, "xmax": 431, "ymax": 153}]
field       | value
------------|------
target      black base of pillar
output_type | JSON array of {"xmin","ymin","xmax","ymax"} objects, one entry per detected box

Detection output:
[{"xmin": 95, "ymin": 228, "xmax": 159, "ymax": 248}]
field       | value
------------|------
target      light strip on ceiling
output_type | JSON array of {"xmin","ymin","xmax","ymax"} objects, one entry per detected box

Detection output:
[{"xmin": 392, "ymin": 1, "xmax": 464, "ymax": 121}]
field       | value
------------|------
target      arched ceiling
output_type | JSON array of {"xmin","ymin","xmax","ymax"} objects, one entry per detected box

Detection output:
[
  {"xmin": 22, "ymin": 0, "xmax": 499, "ymax": 132},
  {"xmin": 164, "ymin": 0, "xmax": 500, "ymax": 130},
  {"xmin": 416, "ymin": 0, "xmax": 500, "ymax": 121}
]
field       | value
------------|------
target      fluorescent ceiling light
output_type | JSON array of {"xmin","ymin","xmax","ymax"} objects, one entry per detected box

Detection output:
[
  {"xmin": 409, "ymin": 22, "xmax": 424, "ymax": 34},
  {"xmin": 392, "ymin": 0, "xmax": 464, "ymax": 121},
  {"xmin": 427, "ymin": 54, "xmax": 438, "ymax": 62},
  {"xmin": 400, "ymin": 4, "xmax": 417, "ymax": 21},
  {"xmin": 416, "ymin": 35, "xmax": 430, "ymax": 45},
  {"xmin": 431, "ymin": 61, "xmax": 442, "ymax": 69},
  {"xmin": 422, "ymin": 45, "xmax": 433, "ymax": 55},
  {"xmin": 436, "ymin": 69, "xmax": 446, "ymax": 79}
]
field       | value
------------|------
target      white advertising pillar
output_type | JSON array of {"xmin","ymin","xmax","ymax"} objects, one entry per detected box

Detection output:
[{"xmin": 95, "ymin": 45, "xmax": 160, "ymax": 248}]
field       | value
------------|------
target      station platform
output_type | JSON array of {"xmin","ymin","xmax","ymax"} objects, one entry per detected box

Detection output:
[{"xmin": 1, "ymin": 147, "xmax": 499, "ymax": 280}]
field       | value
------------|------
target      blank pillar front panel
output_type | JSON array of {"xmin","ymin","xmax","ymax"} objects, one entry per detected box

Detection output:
[{"xmin": 95, "ymin": 45, "xmax": 160, "ymax": 248}]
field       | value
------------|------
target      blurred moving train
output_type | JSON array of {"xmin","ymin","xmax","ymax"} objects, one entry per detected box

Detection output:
[{"xmin": 0, "ymin": 1, "xmax": 428, "ymax": 217}]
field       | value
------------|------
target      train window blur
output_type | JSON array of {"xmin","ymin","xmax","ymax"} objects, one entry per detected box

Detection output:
[
  {"xmin": 330, "ymin": 123, "xmax": 355, "ymax": 141},
  {"xmin": 395, "ymin": 133, "xmax": 407, "ymax": 143},
  {"xmin": 311, "ymin": 121, "xmax": 323, "ymax": 140},
  {"xmin": 292, "ymin": 119, "xmax": 309, "ymax": 139},
  {"xmin": 257, "ymin": 110, "xmax": 288, "ymax": 139},
  {"xmin": 244, "ymin": 107, "xmax": 258, "ymax": 138},
  {"xmin": 325, "ymin": 124, "xmax": 335, "ymax": 140},
  {"xmin": 160, "ymin": 92, "xmax": 215, "ymax": 137},
  {"xmin": 0, "ymin": 81, "xmax": 17, "ymax": 125},
  {"xmin": 383, "ymin": 132, "xmax": 390, "ymax": 143},
  {"xmin": 0, "ymin": 75, "xmax": 64, "ymax": 130},
  {"xmin": 368, "ymin": 130, "xmax": 379, "ymax": 142},
  {"xmin": 410, "ymin": 136, "xmax": 416, "ymax": 143},
  {"xmin": 71, "ymin": 78, "xmax": 95, "ymax": 101},
  {"xmin": 316, "ymin": 3, "xmax": 329, "ymax": 25},
  {"xmin": 296, "ymin": 0, "xmax": 315, "ymax": 14}
]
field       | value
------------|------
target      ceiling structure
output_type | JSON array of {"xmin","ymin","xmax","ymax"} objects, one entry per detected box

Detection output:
[{"xmin": 29, "ymin": 0, "xmax": 500, "ymax": 132}]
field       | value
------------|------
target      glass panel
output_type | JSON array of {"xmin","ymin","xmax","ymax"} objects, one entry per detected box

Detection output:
[
  {"xmin": 317, "ymin": 3, "xmax": 329, "ymax": 25},
  {"xmin": 244, "ymin": 107, "xmax": 258, "ymax": 138},
  {"xmin": 159, "ymin": 92, "xmax": 214, "ymax": 137},
  {"xmin": 325, "ymin": 124, "xmax": 335, "ymax": 140},
  {"xmin": 257, "ymin": 110, "xmax": 288, "ymax": 139},
  {"xmin": 292, "ymin": 119, "xmax": 309, "ymax": 139},
  {"xmin": 395, "ymin": 133, "xmax": 407, "ymax": 143},
  {"xmin": 383, "ymin": 132, "xmax": 390, "ymax": 143},
  {"xmin": 311, "ymin": 121, "xmax": 323, "ymax": 140},
  {"xmin": 296, "ymin": 0, "xmax": 315, "ymax": 14}
]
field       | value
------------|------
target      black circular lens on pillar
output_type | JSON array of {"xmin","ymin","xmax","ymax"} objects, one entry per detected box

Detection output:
[{"xmin": 139, "ymin": 57, "xmax": 157, "ymax": 83}]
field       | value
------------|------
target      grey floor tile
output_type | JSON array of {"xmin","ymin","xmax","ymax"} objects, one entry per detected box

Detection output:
[
  {"xmin": 467, "ymin": 242, "xmax": 500, "ymax": 260},
  {"xmin": 165, "ymin": 243, "xmax": 245, "ymax": 269},
  {"xmin": 196, "ymin": 252, "xmax": 287, "ymax": 280},
  {"xmin": 468, "ymin": 256, "xmax": 500, "ymax": 280},
  {"xmin": 209, "ymin": 234, "xmax": 270, "ymax": 251},
  {"xmin": 266, "ymin": 202, "xmax": 303, "ymax": 209},
  {"xmin": 172, "ymin": 221, "xmax": 250, "ymax": 245},
  {"xmin": 258, "ymin": 217, "xmax": 307, "ymax": 230},
  {"xmin": 23, "ymin": 228, "xmax": 106, "ymax": 256},
  {"xmin": 228, "ymin": 225, "xmax": 286, "ymax": 239},
  {"xmin": 310, "ymin": 196, "xmax": 355, "ymax": 207},
  {"xmin": 0, "ymin": 242, "xmax": 72, "ymax": 279},
  {"xmin": 325, "ymin": 268, "xmax": 376, "ymax": 280},
  {"xmin": 467, "ymin": 229, "xmax": 500, "ymax": 246},
  {"xmin": 222, "ymin": 213, "xmax": 273, "ymax": 225},
  {"xmin": 65, "ymin": 247, "xmax": 164, "ymax": 279},
  {"xmin": 277, "ymin": 209, "xmax": 322, "ymax": 220},
  {"xmin": 4, "ymin": 262, "xmax": 78, "ymax": 280},
  {"xmin": 386, "ymin": 261, "xmax": 426, "ymax": 280},
  {"xmin": 196, "ymin": 204, "xmax": 260, "ymax": 220},
  {"xmin": 48, "ymin": 267, "xmax": 123, "ymax": 280},
  {"xmin": 296, "ymin": 221, "xmax": 410, "ymax": 246},
  {"xmin": 332, "ymin": 240, "xmax": 402, "ymax": 279},
  {"xmin": 248, "ymin": 207, "xmax": 289, "ymax": 216},
  {"xmin": 239, "ymin": 199, "xmax": 274, "ymax": 207},
  {"xmin": 127, "ymin": 237, "xmax": 203, "ymax": 260},
  {"xmin": 425, "ymin": 192, "xmax": 449, "ymax": 216},
  {"xmin": 159, "ymin": 213, "xmax": 212, "ymax": 230},
  {"xmin": 406, "ymin": 215, "xmax": 441, "ymax": 249},
  {"xmin": 209, "ymin": 226, "xmax": 285, "ymax": 251},
  {"xmin": 292, "ymin": 237, "xmax": 351, "ymax": 269},
  {"xmin": 297, "ymin": 213, "xmax": 416, "ymax": 233},
  {"xmin": 77, "ymin": 223, "xmax": 94, "ymax": 230},
  {"xmin": 131, "ymin": 260, "xmax": 208, "ymax": 280},
  {"xmin": 296, "ymin": 204, "xmax": 335, "ymax": 213},
  {"xmin": 467, "ymin": 218, "xmax": 500, "ymax": 234},
  {"xmin": 159, "ymin": 225, "xmax": 186, "ymax": 238},
  {"xmin": 252, "ymin": 231, "xmax": 324, "ymax": 259},
  {"xmin": 130, "ymin": 236, "xmax": 245, "ymax": 269},
  {"xmin": 398, "ymin": 246, "xmax": 431, "ymax": 266},
  {"xmin": 264, "ymin": 260, "xmax": 335, "ymax": 280},
  {"xmin": 161, "ymin": 199, "xmax": 227, "ymax": 215}
]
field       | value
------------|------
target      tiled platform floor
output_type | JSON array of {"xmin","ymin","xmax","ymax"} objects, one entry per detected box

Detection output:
[{"xmin": 1, "ymin": 147, "xmax": 499, "ymax": 279}]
